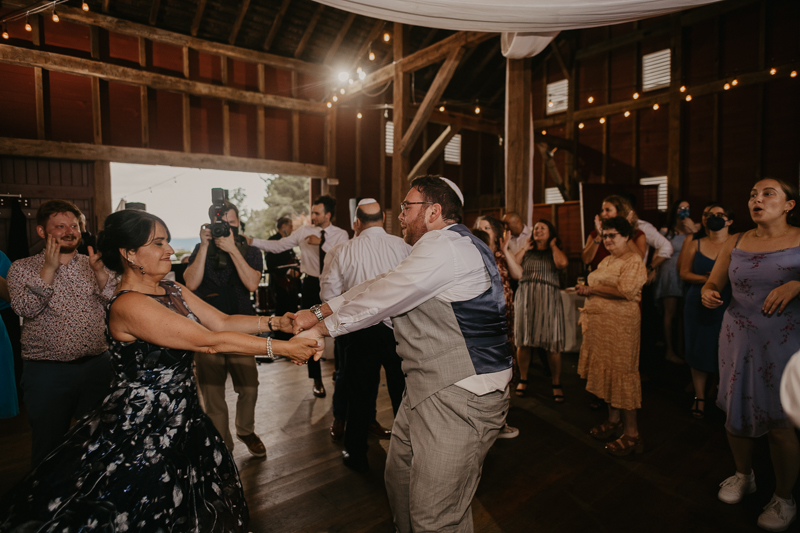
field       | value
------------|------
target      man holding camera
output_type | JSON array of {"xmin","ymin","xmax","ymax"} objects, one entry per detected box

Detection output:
[{"xmin": 184, "ymin": 200, "xmax": 266, "ymax": 457}]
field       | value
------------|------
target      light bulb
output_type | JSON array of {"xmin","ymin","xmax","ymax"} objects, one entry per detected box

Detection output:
[
  {"xmin": 578, "ymin": 123, "xmax": 584, "ymax": 129},
  {"xmin": 340, "ymin": 88, "xmax": 345, "ymax": 94},
  {"xmin": 599, "ymin": 117, "xmax": 606, "ymax": 124},
  {"xmin": 633, "ymin": 92, "xmax": 639, "ymax": 99},
  {"xmin": 624, "ymin": 111, "xmax": 630, "ymax": 117},
  {"xmin": 724, "ymin": 83, "xmax": 730, "ymax": 90},
  {"xmin": 685, "ymin": 95, "xmax": 692, "ymax": 101},
  {"xmin": 338, "ymin": 71, "xmax": 349, "ymax": 82},
  {"xmin": 369, "ymin": 51, "xmax": 375, "ymax": 61},
  {"xmin": 587, "ymin": 96, "xmax": 594, "ymax": 103},
  {"xmin": 1, "ymin": 31, "xmax": 8, "ymax": 40},
  {"xmin": 792, "ymin": 71, "xmax": 798, "ymax": 78},
  {"xmin": 731, "ymin": 79, "xmax": 738, "ymax": 86},
  {"xmin": 770, "ymin": 68, "xmax": 777, "ymax": 75},
  {"xmin": 547, "ymin": 101, "xmax": 554, "ymax": 107},
  {"xmin": 474, "ymin": 106, "xmax": 480, "ymax": 114},
  {"xmin": 348, "ymin": 78, "xmax": 353, "ymax": 85},
  {"xmin": 541, "ymin": 130, "xmax": 547, "ymax": 135},
  {"xmin": 52, "ymin": 12, "xmax": 59, "ymax": 22},
  {"xmin": 679, "ymin": 86, "xmax": 686, "ymax": 92},
  {"xmin": 383, "ymin": 32, "xmax": 390, "ymax": 42},
  {"xmin": 653, "ymin": 103, "xmax": 659, "ymax": 110},
  {"xmin": 332, "ymin": 95, "xmax": 338, "ymax": 102},
  {"xmin": 438, "ymin": 106, "xmax": 445, "ymax": 112},
  {"xmin": 357, "ymin": 112, "xmax": 362, "ymax": 119},
  {"xmin": 358, "ymin": 71, "xmax": 365, "ymax": 80},
  {"xmin": 25, "ymin": 23, "xmax": 32, "ymax": 32},
  {"xmin": 326, "ymin": 102, "xmax": 332, "ymax": 108},
  {"xmin": 82, "ymin": 2, "xmax": 90, "ymax": 11}
]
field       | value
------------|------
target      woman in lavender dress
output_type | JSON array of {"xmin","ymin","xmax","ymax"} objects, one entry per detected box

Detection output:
[{"xmin": 702, "ymin": 178, "xmax": 800, "ymax": 532}]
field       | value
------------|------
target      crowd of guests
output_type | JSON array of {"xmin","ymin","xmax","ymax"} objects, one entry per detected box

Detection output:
[{"xmin": 0, "ymin": 176, "xmax": 799, "ymax": 532}]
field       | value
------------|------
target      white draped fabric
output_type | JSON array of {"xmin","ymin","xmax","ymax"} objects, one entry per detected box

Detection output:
[{"xmin": 501, "ymin": 31, "xmax": 560, "ymax": 59}]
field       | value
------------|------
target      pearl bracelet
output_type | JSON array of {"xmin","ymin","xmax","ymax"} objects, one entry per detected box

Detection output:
[{"xmin": 266, "ymin": 337, "xmax": 274, "ymax": 359}]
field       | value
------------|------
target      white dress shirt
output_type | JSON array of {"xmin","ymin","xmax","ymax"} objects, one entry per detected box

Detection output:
[
  {"xmin": 637, "ymin": 219, "xmax": 673, "ymax": 264},
  {"xmin": 320, "ymin": 226, "xmax": 412, "ymax": 329},
  {"xmin": 506, "ymin": 224, "xmax": 532, "ymax": 256},
  {"xmin": 251, "ymin": 224, "xmax": 349, "ymax": 278},
  {"xmin": 323, "ymin": 225, "xmax": 513, "ymax": 395}
]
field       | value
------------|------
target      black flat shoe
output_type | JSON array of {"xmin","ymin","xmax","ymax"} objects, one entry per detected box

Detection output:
[
  {"xmin": 691, "ymin": 397, "xmax": 705, "ymax": 419},
  {"xmin": 552, "ymin": 384, "xmax": 565, "ymax": 403},
  {"xmin": 516, "ymin": 379, "xmax": 528, "ymax": 397},
  {"xmin": 342, "ymin": 451, "xmax": 369, "ymax": 473}
]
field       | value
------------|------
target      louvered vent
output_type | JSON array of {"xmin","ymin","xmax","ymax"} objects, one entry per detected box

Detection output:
[
  {"xmin": 385, "ymin": 121, "xmax": 394, "ymax": 155},
  {"xmin": 546, "ymin": 79, "xmax": 569, "ymax": 115},
  {"xmin": 444, "ymin": 134, "xmax": 461, "ymax": 165},
  {"xmin": 640, "ymin": 176, "xmax": 668, "ymax": 211},
  {"xmin": 642, "ymin": 49, "xmax": 671, "ymax": 92}
]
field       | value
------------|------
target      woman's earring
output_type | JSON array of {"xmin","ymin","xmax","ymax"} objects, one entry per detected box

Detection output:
[{"xmin": 127, "ymin": 258, "xmax": 145, "ymax": 275}]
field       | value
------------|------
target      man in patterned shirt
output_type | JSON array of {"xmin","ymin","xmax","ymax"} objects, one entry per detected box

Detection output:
[{"xmin": 7, "ymin": 200, "xmax": 116, "ymax": 466}]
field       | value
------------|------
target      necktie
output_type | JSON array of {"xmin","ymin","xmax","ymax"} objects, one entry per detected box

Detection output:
[{"xmin": 319, "ymin": 229, "xmax": 326, "ymax": 274}]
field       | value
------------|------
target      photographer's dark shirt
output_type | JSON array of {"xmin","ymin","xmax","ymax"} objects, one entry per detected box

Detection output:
[{"xmin": 187, "ymin": 240, "xmax": 263, "ymax": 315}]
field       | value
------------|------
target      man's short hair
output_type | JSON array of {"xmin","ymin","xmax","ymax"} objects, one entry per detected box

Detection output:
[
  {"xmin": 36, "ymin": 200, "xmax": 82, "ymax": 228},
  {"xmin": 276, "ymin": 216, "xmax": 292, "ymax": 229},
  {"xmin": 313, "ymin": 195, "xmax": 336, "ymax": 215},
  {"xmin": 410, "ymin": 175, "xmax": 463, "ymax": 224},
  {"xmin": 356, "ymin": 206, "xmax": 383, "ymax": 225}
]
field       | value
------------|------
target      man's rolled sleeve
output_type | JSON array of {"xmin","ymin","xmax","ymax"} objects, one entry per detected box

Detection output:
[{"xmin": 8, "ymin": 264, "xmax": 54, "ymax": 318}]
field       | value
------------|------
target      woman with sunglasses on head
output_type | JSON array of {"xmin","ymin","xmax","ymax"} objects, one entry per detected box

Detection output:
[
  {"xmin": 576, "ymin": 216, "xmax": 647, "ymax": 456},
  {"xmin": 677, "ymin": 202, "xmax": 734, "ymax": 419},
  {"xmin": 702, "ymin": 178, "xmax": 800, "ymax": 532}
]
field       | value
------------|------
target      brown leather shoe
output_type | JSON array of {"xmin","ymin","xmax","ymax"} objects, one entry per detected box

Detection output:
[
  {"xmin": 368, "ymin": 421, "xmax": 392, "ymax": 440},
  {"xmin": 236, "ymin": 433, "xmax": 267, "ymax": 458},
  {"xmin": 330, "ymin": 418, "xmax": 345, "ymax": 441},
  {"xmin": 313, "ymin": 380, "xmax": 326, "ymax": 398}
]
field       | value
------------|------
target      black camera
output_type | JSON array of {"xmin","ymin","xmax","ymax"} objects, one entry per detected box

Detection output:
[{"xmin": 208, "ymin": 188, "xmax": 231, "ymax": 238}]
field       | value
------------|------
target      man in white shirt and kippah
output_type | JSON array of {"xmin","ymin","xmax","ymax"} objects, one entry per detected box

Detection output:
[
  {"xmin": 320, "ymin": 198, "xmax": 410, "ymax": 472},
  {"xmin": 294, "ymin": 176, "xmax": 513, "ymax": 532},
  {"xmin": 247, "ymin": 195, "xmax": 348, "ymax": 398}
]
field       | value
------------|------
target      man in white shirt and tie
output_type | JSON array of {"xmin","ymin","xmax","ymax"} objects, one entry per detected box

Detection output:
[
  {"xmin": 248, "ymin": 195, "xmax": 348, "ymax": 397},
  {"xmin": 320, "ymin": 198, "xmax": 410, "ymax": 472},
  {"xmin": 293, "ymin": 176, "xmax": 512, "ymax": 532}
]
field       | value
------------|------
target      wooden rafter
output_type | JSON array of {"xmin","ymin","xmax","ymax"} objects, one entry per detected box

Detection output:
[
  {"xmin": 228, "ymin": 0, "xmax": 251, "ymax": 45},
  {"xmin": 457, "ymin": 41, "xmax": 501, "ymax": 97},
  {"xmin": 263, "ymin": 0, "xmax": 290, "ymax": 51},
  {"xmin": 348, "ymin": 19, "xmax": 385, "ymax": 71},
  {"xmin": 400, "ymin": 46, "xmax": 466, "ymax": 157},
  {"xmin": 418, "ymin": 28, "xmax": 439, "ymax": 51},
  {"xmin": 294, "ymin": 4, "xmax": 325, "ymax": 59},
  {"xmin": 407, "ymin": 124, "xmax": 461, "ymax": 181},
  {"xmin": 102, "ymin": 0, "xmax": 110, "ymax": 13},
  {"xmin": 190, "ymin": 0, "xmax": 208, "ymax": 37},
  {"xmin": 324, "ymin": 12, "xmax": 356, "ymax": 65},
  {"xmin": 148, "ymin": 0, "xmax": 160, "ymax": 26},
  {"xmin": 0, "ymin": 46, "xmax": 329, "ymax": 114},
  {"xmin": 550, "ymin": 40, "xmax": 570, "ymax": 80}
]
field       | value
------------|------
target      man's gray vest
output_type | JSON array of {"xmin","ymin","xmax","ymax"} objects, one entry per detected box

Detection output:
[{"xmin": 391, "ymin": 224, "xmax": 512, "ymax": 408}]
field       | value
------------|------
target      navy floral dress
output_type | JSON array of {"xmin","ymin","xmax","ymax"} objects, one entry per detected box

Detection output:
[
  {"xmin": 0, "ymin": 281, "xmax": 248, "ymax": 532},
  {"xmin": 718, "ymin": 245, "xmax": 800, "ymax": 437}
]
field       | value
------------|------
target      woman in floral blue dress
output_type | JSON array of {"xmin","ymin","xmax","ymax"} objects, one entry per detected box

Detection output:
[
  {"xmin": 0, "ymin": 210, "xmax": 319, "ymax": 532},
  {"xmin": 702, "ymin": 178, "xmax": 800, "ymax": 532}
]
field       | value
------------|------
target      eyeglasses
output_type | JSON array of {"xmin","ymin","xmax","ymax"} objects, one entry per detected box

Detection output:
[
  {"xmin": 601, "ymin": 232, "xmax": 620, "ymax": 240},
  {"xmin": 400, "ymin": 201, "xmax": 432, "ymax": 214}
]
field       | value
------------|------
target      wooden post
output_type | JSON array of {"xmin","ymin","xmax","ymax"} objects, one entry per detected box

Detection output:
[
  {"xmin": 93, "ymin": 160, "xmax": 112, "ymax": 228},
  {"xmin": 138, "ymin": 37, "xmax": 149, "ymax": 147},
  {"xmin": 31, "ymin": 15, "xmax": 48, "ymax": 141},
  {"xmin": 667, "ymin": 15, "xmax": 683, "ymax": 205},
  {"xmin": 505, "ymin": 57, "xmax": 531, "ymax": 221},
  {"xmin": 391, "ymin": 22, "xmax": 410, "ymax": 236},
  {"xmin": 324, "ymin": 105, "xmax": 336, "ymax": 198},
  {"xmin": 291, "ymin": 71, "xmax": 300, "ymax": 162},
  {"xmin": 256, "ymin": 63, "xmax": 266, "ymax": 159},
  {"xmin": 221, "ymin": 56, "xmax": 230, "ymax": 156},
  {"xmin": 355, "ymin": 112, "xmax": 362, "ymax": 197},
  {"xmin": 182, "ymin": 46, "xmax": 191, "ymax": 153}
]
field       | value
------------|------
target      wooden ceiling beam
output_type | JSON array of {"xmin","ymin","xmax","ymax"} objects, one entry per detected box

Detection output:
[
  {"xmin": 348, "ymin": 19, "xmax": 385, "ymax": 71},
  {"xmin": 0, "ymin": 45, "xmax": 329, "ymax": 114},
  {"xmin": 407, "ymin": 123, "xmax": 461, "ymax": 181},
  {"xmin": 550, "ymin": 40, "xmax": 570, "ymax": 81},
  {"xmin": 400, "ymin": 46, "xmax": 465, "ymax": 157},
  {"xmin": 228, "ymin": 0, "xmax": 251, "ymax": 45},
  {"xmin": 457, "ymin": 41, "xmax": 501, "ymax": 96},
  {"xmin": 102, "ymin": 0, "xmax": 110, "ymax": 13},
  {"xmin": 324, "ymin": 12, "xmax": 356, "ymax": 65},
  {"xmin": 28, "ymin": 4, "xmax": 328, "ymax": 75},
  {"xmin": 418, "ymin": 28, "xmax": 439, "ymax": 51},
  {"xmin": 294, "ymin": 4, "xmax": 325, "ymax": 59},
  {"xmin": 0, "ymin": 137, "xmax": 328, "ymax": 178},
  {"xmin": 148, "ymin": 0, "xmax": 160, "ymax": 25},
  {"xmin": 263, "ymin": 0, "xmax": 290, "ymax": 51},
  {"xmin": 190, "ymin": 0, "xmax": 208, "ymax": 37}
]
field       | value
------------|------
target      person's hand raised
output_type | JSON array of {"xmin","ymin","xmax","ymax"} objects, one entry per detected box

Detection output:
[
  {"xmin": 87, "ymin": 246, "xmax": 104, "ymax": 273},
  {"xmin": 43, "ymin": 235, "xmax": 61, "ymax": 273}
]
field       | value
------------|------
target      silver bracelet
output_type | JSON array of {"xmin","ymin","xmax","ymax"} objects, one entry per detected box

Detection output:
[
  {"xmin": 257, "ymin": 316, "xmax": 262, "ymax": 335},
  {"xmin": 310, "ymin": 304, "xmax": 324, "ymax": 322},
  {"xmin": 266, "ymin": 336, "xmax": 274, "ymax": 358}
]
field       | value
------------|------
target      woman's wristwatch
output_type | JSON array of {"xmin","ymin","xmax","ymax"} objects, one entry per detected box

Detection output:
[{"xmin": 310, "ymin": 304, "xmax": 324, "ymax": 322}]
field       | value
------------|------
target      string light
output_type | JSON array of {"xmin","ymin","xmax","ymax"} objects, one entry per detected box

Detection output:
[
  {"xmin": 587, "ymin": 96, "xmax": 594, "ymax": 103},
  {"xmin": 383, "ymin": 32, "xmax": 390, "ymax": 42},
  {"xmin": 82, "ymin": 2, "xmax": 89, "ymax": 11},
  {"xmin": 348, "ymin": 78, "xmax": 353, "ymax": 85},
  {"xmin": 332, "ymin": 95, "xmax": 338, "ymax": 102},
  {"xmin": 474, "ymin": 106, "xmax": 481, "ymax": 114},
  {"xmin": 326, "ymin": 102, "xmax": 332, "ymax": 108},
  {"xmin": 633, "ymin": 92, "xmax": 639, "ymax": 99},
  {"xmin": 679, "ymin": 86, "xmax": 686, "ymax": 92},
  {"xmin": 578, "ymin": 123, "xmax": 584, "ymax": 129},
  {"xmin": 624, "ymin": 111, "xmax": 630, "ymax": 117},
  {"xmin": 547, "ymin": 101, "xmax": 554, "ymax": 108},
  {"xmin": 792, "ymin": 71, "xmax": 798, "ymax": 78},
  {"xmin": 369, "ymin": 51, "xmax": 375, "ymax": 61},
  {"xmin": 1, "ymin": 27, "xmax": 7, "ymax": 40},
  {"xmin": 541, "ymin": 130, "xmax": 547, "ymax": 135},
  {"xmin": 599, "ymin": 117, "xmax": 606, "ymax": 124},
  {"xmin": 685, "ymin": 95, "xmax": 692, "ymax": 101},
  {"xmin": 724, "ymin": 83, "xmax": 731, "ymax": 90},
  {"xmin": 731, "ymin": 79, "xmax": 738, "ymax": 86},
  {"xmin": 357, "ymin": 112, "xmax": 362, "ymax": 119},
  {"xmin": 770, "ymin": 68, "xmax": 777, "ymax": 75},
  {"xmin": 338, "ymin": 71, "xmax": 349, "ymax": 82},
  {"xmin": 438, "ymin": 106, "xmax": 445, "ymax": 112},
  {"xmin": 358, "ymin": 70, "xmax": 366, "ymax": 80},
  {"xmin": 340, "ymin": 88, "xmax": 345, "ymax": 94},
  {"xmin": 52, "ymin": 10, "xmax": 59, "ymax": 22},
  {"xmin": 653, "ymin": 103, "xmax": 659, "ymax": 110},
  {"xmin": 25, "ymin": 15, "xmax": 32, "ymax": 32}
]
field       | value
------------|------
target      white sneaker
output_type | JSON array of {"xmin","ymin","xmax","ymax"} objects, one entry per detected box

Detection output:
[
  {"xmin": 718, "ymin": 472, "xmax": 757, "ymax": 504},
  {"xmin": 758, "ymin": 495, "xmax": 797, "ymax": 532},
  {"xmin": 496, "ymin": 424, "xmax": 519, "ymax": 439}
]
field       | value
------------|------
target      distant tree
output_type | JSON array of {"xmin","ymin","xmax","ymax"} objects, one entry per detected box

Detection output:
[
  {"xmin": 245, "ymin": 175, "xmax": 309, "ymax": 239},
  {"xmin": 228, "ymin": 187, "xmax": 249, "ymax": 227}
]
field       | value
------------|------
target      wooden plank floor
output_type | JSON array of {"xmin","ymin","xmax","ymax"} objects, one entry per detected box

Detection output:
[{"xmin": 1, "ymin": 353, "xmax": 797, "ymax": 532}]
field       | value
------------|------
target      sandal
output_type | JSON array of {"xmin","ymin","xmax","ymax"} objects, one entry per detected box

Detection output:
[
  {"xmin": 691, "ymin": 397, "xmax": 705, "ymax": 419},
  {"xmin": 588, "ymin": 394, "xmax": 604, "ymax": 410},
  {"xmin": 605, "ymin": 434, "xmax": 644, "ymax": 456},
  {"xmin": 589, "ymin": 419, "xmax": 622, "ymax": 440},
  {"xmin": 552, "ymin": 384, "xmax": 565, "ymax": 403},
  {"xmin": 515, "ymin": 380, "xmax": 528, "ymax": 397}
]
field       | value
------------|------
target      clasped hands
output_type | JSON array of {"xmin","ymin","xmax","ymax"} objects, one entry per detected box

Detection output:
[{"xmin": 272, "ymin": 310, "xmax": 328, "ymax": 365}]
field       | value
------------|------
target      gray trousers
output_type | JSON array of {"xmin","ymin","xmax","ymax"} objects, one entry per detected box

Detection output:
[
  {"xmin": 385, "ymin": 384, "xmax": 510, "ymax": 532},
  {"xmin": 22, "ymin": 353, "xmax": 114, "ymax": 467}
]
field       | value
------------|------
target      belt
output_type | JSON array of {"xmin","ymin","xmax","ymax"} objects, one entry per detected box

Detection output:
[{"xmin": 27, "ymin": 352, "xmax": 105, "ymax": 365}]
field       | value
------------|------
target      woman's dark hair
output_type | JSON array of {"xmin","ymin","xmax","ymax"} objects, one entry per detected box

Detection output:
[
  {"xmin": 471, "ymin": 228, "xmax": 491, "ymax": 249},
  {"xmin": 694, "ymin": 201, "xmax": 734, "ymax": 240},
  {"xmin": 478, "ymin": 216, "xmax": 505, "ymax": 250},
  {"xmin": 665, "ymin": 199, "xmax": 688, "ymax": 239},
  {"xmin": 764, "ymin": 177, "xmax": 800, "ymax": 227},
  {"xmin": 600, "ymin": 216, "xmax": 634, "ymax": 239},
  {"xmin": 97, "ymin": 210, "xmax": 171, "ymax": 275},
  {"xmin": 531, "ymin": 219, "xmax": 562, "ymax": 250}
]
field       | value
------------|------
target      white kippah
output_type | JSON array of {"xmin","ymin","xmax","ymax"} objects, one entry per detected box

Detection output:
[
  {"xmin": 439, "ymin": 177, "xmax": 464, "ymax": 206},
  {"xmin": 357, "ymin": 198, "xmax": 377, "ymax": 207}
]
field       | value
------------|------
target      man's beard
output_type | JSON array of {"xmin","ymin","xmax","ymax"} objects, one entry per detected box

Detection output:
[
  {"xmin": 402, "ymin": 210, "xmax": 426, "ymax": 245},
  {"xmin": 57, "ymin": 236, "xmax": 79, "ymax": 254}
]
